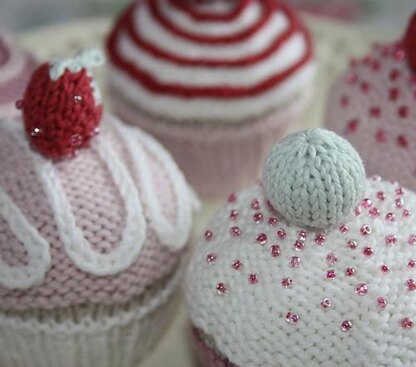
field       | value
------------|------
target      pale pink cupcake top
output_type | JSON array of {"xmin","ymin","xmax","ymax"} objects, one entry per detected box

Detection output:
[
  {"xmin": 0, "ymin": 31, "xmax": 36, "ymax": 118},
  {"xmin": 0, "ymin": 50, "xmax": 198, "ymax": 311},
  {"xmin": 326, "ymin": 12, "xmax": 416, "ymax": 191}
]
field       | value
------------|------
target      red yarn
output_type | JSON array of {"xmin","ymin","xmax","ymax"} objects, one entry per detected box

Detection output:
[
  {"xmin": 21, "ymin": 63, "xmax": 102, "ymax": 159},
  {"xmin": 150, "ymin": 0, "xmax": 272, "ymax": 44},
  {"xmin": 106, "ymin": 0, "xmax": 313, "ymax": 98},
  {"xmin": 169, "ymin": 0, "xmax": 250, "ymax": 22},
  {"xmin": 404, "ymin": 11, "xmax": 416, "ymax": 72}
]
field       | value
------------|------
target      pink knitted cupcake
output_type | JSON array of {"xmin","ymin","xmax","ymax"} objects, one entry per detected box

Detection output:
[
  {"xmin": 0, "ymin": 31, "xmax": 36, "ymax": 118},
  {"xmin": 0, "ymin": 50, "xmax": 198, "ymax": 367},
  {"xmin": 326, "ymin": 12, "xmax": 416, "ymax": 191},
  {"xmin": 185, "ymin": 128, "xmax": 416, "ymax": 367},
  {"xmin": 106, "ymin": 0, "xmax": 315, "ymax": 197}
]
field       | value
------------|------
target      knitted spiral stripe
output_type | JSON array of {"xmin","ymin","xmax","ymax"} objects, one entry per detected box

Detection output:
[{"xmin": 106, "ymin": 0, "xmax": 315, "ymax": 122}]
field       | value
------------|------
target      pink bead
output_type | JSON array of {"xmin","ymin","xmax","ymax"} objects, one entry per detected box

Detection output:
[
  {"xmin": 289, "ymin": 256, "xmax": 301, "ymax": 268},
  {"xmin": 395, "ymin": 187, "xmax": 404, "ymax": 196},
  {"xmin": 281, "ymin": 277, "xmax": 293, "ymax": 288},
  {"xmin": 326, "ymin": 253, "xmax": 338, "ymax": 266},
  {"xmin": 361, "ymin": 198, "xmax": 372, "ymax": 208},
  {"xmin": 216, "ymin": 283, "xmax": 227, "ymax": 295},
  {"xmin": 341, "ymin": 320, "xmax": 353, "ymax": 332},
  {"xmin": 277, "ymin": 229, "xmax": 287, "ymax": 240},
  {"xmin": 320, "ymin": 298, "xmax": 332, "ymax": 309},
  {"xmin": 268, "ymin": 217, "xmax": 278, "ymax": 227},
  {"xmin": 228, "ymin": 193, "xmax": 237, "ymax": 203},
  {"xmin": 293, "ymin": 240, "xmax": 305, "ymax": 252},
  {"xmin": 229, "ymin": 209, "xmax": 239, "ymax": 221},
  {"xmin": 369, "ymin": 207, "xmax": 380, "ymax": 217},
  {"xmin": 229, "ymin": 226, "xmax": 241, "ymax": 237},
  {"xmin": 398, "ymin": 105, "xmax": 410, "ymax": 118},
  {"xmin": 406, "ymin": 279, "xmax": 416, "ymax": 291},
  {"xmin": 298, "ymin": 231, "xmax": 308, "ymax": 241},
  {"xmin": 340, "ymin": 95, "xmax": 349, "ymax": 107},
  {"xmin": 206, "ymin": 253, "xmax": 217, "ymax": 264},
  {"xmin": 409, "ymin": 235, "xmax": 416, "ymax": 245},
  {"xmin": 360, "ymin": 225, "xmax": 372, "ymax": 236},
  {"xmin": 232, "ymin": 260, "xmax": 242, "ymax": 270},
  {"xmin": 395, "ymin": 198, "xmax": 404, "ymax": 209},
  {"xmin": 380, "ymin": 264, "xmax": 390, "ymax": 273},
  {"xmin": 326, "ymin": 270, "xmax": 336, "ymax": 279},
  {"xmin": 285, "ymin": 312, "xmax": 300, "ymax": 325},
  {"xmin": 376, "ymin": 191, "xmax": 386, "ymax": 201},
  {"xmin": 369, "ymin": 106, "xmax": 381, "ymax": 118},
  {"xmin": 398, "ymin": 135, "xmax": 409, "ymax": 148},
  {"xmin": 390, "ymin": 69, "xmax": 401, "ymax": 81},
  {"xmin": 389, "ymin": 87, "xmax": 400, "ymax": 101},
  {"xmin": 375, "ymin": 130, "xmax": 387, "ymax": 143},
  {"xmin": 363, "ymin": 247, "xmax": 374, "ymax": 257},
  {"xmin": 346, "ymin": 72, "xmax": 358, "ymax": 84},
  {"xmin": 346, "ymin": 119, "xmax": 359, "ymax": 133},
  {"xmin": 401, "ymin": 317, "xmax": 414, "ymax": 329},
  {"xmin": 360, "ymin": 81, "xmax": 370, "ymax": 93},
  {"xmin": 377, "ymin": 297, "xmax": 387, "ymax": 310},
  {"xmin": 253, "ymin": 212, "xmax": 263, "ymax": 223},
  {"xmin": 394, "ymin": 48, "xmax": 406, "ymax": 61},
  {"xmin": 355, "ymin": 283, "xmax": 368, "ymax": 296},
  {"xmin": 355, "ymin": 206, "xmax": 362, "ymax": 216},
  {"xmin": 345, "ymin": 267, "xmax": 356, "ymax": 277},
  {"xmin": 339, "ymin": 225, "xmax": 349, "ymax": 234},
  {"xmin": 385, "ymin": 235, "xmax": 397, "ymax": 245},
  {"xmin": 403, "ymin": 209, "xmax": 412, "ymax": 217},
  {"xmin": 204, "ymin": 230, "xmax": 213, "ymax": 241},
  {"xmin": 408, "ymin": 260, "xmax": 416, "ymax": 269},
  {"xmin": 256, "ymin": 233, "xmax": 267, "ymax": 245},
  {"xmin": 248, "ymin": 273, "xmax": 259, "ymax": 285},
  {"xmin": 269, "ymin": 245, "xmax": 281, "ymax": 258},
  {"xmin": 315, "ymin": 234, "xmax": 326, "ymax": 246},
  {"xmin": 251, "ymin": 199, "xmax": 261, "ymax": 210},
  {"xmin": 385, "ymin": 212, "xmax": 395, "ymax": 222},
  {"xmin": 347, "ymin": 240, "xmax": 358, "ymax": 250}
]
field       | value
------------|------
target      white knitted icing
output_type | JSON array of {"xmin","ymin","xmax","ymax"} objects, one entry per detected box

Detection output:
[
  {"xmin": 0, "ymin": 114, "xmax": 197, "ymax": 286},
  {"xmin": 185, "ymin": 178, "xmax": 416, "ymax": 367},
  {"xmin": 49, "ymin": 48, "xmax": 104, "ymax": 104}
]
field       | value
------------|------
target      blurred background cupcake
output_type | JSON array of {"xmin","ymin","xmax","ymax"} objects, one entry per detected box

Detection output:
[
  {"xmin": 185, "ymin": 128, "xmax": 416, "ymax": 367},
  {"xmin": 0, "ymin": 31, "xmax": 36, "ymax": 119},
  {"xmin": 326, "ymin": 12, "xmax": 416, "ymax": 190},
  {"xmin": 0, "ymin": 50, "xmax": 198, "ymax": 367},
  {"xmin": 105, "ymin": 0, "xmax": 316, "ymax": 197}
]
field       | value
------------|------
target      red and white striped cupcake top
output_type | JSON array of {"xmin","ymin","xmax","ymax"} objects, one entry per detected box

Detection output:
[{"xmin": 107, "ymin": 0, "xmax": 315, "ymax": 123}]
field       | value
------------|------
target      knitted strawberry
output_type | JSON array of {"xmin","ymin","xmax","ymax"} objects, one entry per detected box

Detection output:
[
  {"xmin": 18, "ymin": 49, "xmax": 105, "ymax": 159},
  {"xmin": 404, "ymin": 11, "xmax": 416, "ymax": 72}
]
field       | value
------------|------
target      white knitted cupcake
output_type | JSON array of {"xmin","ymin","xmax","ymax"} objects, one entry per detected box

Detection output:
[{"xmin": 185, "ymin": 128, "xmax": 416, "ymax": 367}]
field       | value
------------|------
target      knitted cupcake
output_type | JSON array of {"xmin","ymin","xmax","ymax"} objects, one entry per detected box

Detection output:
[
  {"xmin": 326, "ymin": 12, "xmax": 416, "ymax": 191},
  {"xmin": 0, "ymin": 31, "xmax": 36, "ymax": 118},
  {"xmin": 185, "ymin": 128, "xmax": 416, "ymax": 367},
  {"xmin": 0, "ymin": 50, "xmax": 198, "ymax": 367},
  {"xmin": 106, "ymin": 0, "xmax": 315, "ymax": 197}
]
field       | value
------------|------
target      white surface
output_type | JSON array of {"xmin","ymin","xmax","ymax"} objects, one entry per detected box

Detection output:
[{"xmin": 17, "ymin": 17, "xmax": 389, "ymax": 367}]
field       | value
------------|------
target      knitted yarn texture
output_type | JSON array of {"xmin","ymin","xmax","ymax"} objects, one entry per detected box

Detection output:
[{"xmin": 263, "ymin": 128, "xmax": 365, "ymax": 229}]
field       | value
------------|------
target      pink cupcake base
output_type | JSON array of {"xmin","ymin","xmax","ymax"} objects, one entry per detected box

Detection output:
[
  {"xmin": 193, "ymin": 328, "xmax": 236, "ymax": 367},
  {"xmin": 110, "ymin": 90, "xmax": 310, "ymax": 198}
]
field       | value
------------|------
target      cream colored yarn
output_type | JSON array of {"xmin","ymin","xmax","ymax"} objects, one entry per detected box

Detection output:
[{"xmin": 263, "ymin": 128, "xmax": 366, "ymax": 229}]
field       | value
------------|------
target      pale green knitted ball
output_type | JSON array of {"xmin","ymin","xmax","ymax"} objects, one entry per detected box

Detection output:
[{"xmin": 263, "ymin": 128, "xmax": 366, "ymax": 229}]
